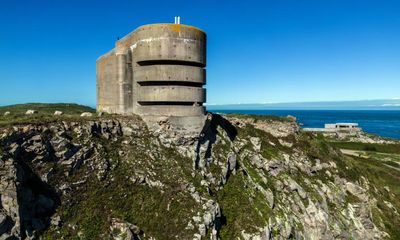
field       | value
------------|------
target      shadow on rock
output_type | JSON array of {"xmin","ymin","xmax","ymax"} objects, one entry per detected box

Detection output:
[
  {"xmin": 195, "ymin": 114, "xmax": 237, "ymax": 169},
  {"xmin": 18, "ymin": 160, "xmax": 61, "ymax": 238},
  {"xmin": 0, "ymin": 156, "xmax": 61, "ymax": 239}
]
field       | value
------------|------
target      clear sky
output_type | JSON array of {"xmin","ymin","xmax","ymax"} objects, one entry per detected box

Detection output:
[{"xmin": 0, "ymin": 0, "xmax": 399, "ymax": 106}]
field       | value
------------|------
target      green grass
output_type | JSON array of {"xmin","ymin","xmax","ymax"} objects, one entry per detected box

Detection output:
[
  {"xmin": 0, "ymin": 103, "xmax": 96, "ymax": 126},
  {"xmin": 0, "ymin": 103, "xmax": 94, "ymax": 115},
  {"xmin": 217, "ymin": 172, "xmax": 266, "ymax": 239},
  {"xmin": 330, "ymin": 141, "xmax": 400, "ymax": 154},
  {"xmin": 222, "ymin": 113, "xmax": 293, "ymax": 123},
  {"xmin": 339, "ymin": 155, "xmax": 400, "ymax": 239}
]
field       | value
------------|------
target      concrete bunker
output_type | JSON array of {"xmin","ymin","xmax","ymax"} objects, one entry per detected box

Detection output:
[{"xmin": 96, "ymin": 19, "xmax": 207, "ymax": 131}]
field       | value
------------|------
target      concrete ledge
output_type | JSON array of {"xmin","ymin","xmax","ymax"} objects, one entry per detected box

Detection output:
[
  {"xmin": 137, "ymin": 86, "xmax": 205, "ymax": 103},
  {"xmin": 142, "ymin": 115, "xmax": 207, "ymax": 134},
  {"xmin": 137, "ymin": 105, "xmax": 205, "ymax": 116},
  {"xmin": 135, "ymin": 65, "xmax": 205, "ymax": 83},
  {"xmin": 133, "ymin": 37, "xmax": 205, "ymax": 65},
  {"xmin": 131, "ymin": 24, "xmax": 206, "ymax": 66}
]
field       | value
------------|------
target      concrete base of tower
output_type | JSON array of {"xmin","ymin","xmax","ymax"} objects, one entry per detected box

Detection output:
[
  {"xmin": 135, "ymin": 105, "xmax": 205, "ymax": 117},
  {"xmin": 142, "ymin": 115, "xmax": 207, "ymax": 135}
]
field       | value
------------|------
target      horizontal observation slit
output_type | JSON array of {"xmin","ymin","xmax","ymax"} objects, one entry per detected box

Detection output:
[
  {"xmin": 137, "ymin": 60, "xmax": 205, "ymax": 68},
  {"xmin": 138, "ymin": 101, "xmax": 203, "ymax": 106},
  {"xmin": 138, "ymin": 81, "xmax": 203, "ymax": 87}
]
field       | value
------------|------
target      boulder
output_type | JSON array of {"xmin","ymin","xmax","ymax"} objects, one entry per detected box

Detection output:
[
  {"xmin": 250, "ymin": 137, "xmax": 261, "ymax": 152},
  {"xmin": 3, "ymin": 111, "xmax": 10, "ymax": 116},
  {"xmin": 287, "ymin": 115, "xmax": 297, "ymax": 121},
  {"xmin": 25, "ymin": 110, "xmax": 38, "ymax": 115},
  {"xmin": 50, "ymin": 215, "xmax": 61, "ymax": 227},
  {"xmin": 109, "ymin": 218, "xmax": 141, "ymax": 240},
  {"xmin": 54, "ymin": 111, "xmax": 63, "ymax": 115},
  {"xmin": 80, "ymin": 112, "xmax": 93, "ymax": 117}
]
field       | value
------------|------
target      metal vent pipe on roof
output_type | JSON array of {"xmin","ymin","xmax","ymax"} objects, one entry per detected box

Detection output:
[{"xmin": 174, "ymin": 16, "xmax": 180, "ymax": 24}]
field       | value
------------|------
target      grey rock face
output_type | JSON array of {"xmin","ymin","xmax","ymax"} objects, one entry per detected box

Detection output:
[
  {"xmin": 0, "ymin": 114, "xmax": 395, "ymax": 239},
  {"xmin": 109, "ymin": 218, "xmax": 141, "ymax": 240}
]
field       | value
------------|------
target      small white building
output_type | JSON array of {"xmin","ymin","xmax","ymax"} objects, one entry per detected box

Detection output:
[
  {"xmin": 304, "ymin": 123, "xmax": 362, "ymax": 133},
  {"xmin": 324, "ymin": 123, "xmax": 361, "ymax": 131}
]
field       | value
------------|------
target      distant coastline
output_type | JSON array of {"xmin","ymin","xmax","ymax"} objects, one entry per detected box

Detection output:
[
  {"xmin": 206, "ymin": 99, "xmax": 400, "ymax": 111},
  {"xmin": 210, "ymin": 109, "xmax": 400, "ymax": 139}
]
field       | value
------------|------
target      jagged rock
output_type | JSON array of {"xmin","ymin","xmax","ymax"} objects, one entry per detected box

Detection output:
[
  {"xmin": 198, "ymin": 224, "xmax": 206, "ymax": 236},
  {"xmin": 109, "ymin": 218, "xmax": 141, "ymax": 240},
  {"xmin": 62, "ymin": 146, "xmax": 93, "ymax": 174},
  {"xmin": 0, "ymin": 114, "xmax": 397, "ymax": 239},
  {"xmin": 250, "ymin": 137, "xmax": 261, "ymax": 152},
  {"xmin": 50, "ymin": 215, "xmax": 61, "ymax": 227},
  {"xmin": 264, "ymin": 159, "xmax": 284, "ymax": 176},
  {"xmin": 122, "ymin": 126, "xmax": 133, "ymax": 136},
  {"xmin": 250, "ymin": 154, "xmax": 264, "ymax": 169},
  {"xmin": 345, "ymin": 182, "xmax": 368, "ymax": 202},
  {"xmin": 227, "ymin": 153, "xmax": 237, "ymax": 172},
  {"xmin": 286, "ymin": 178, "xmax": 307, "ymax": 199}
]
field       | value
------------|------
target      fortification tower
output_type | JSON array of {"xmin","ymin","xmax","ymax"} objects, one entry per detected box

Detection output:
[{"xmin": 96, "ymin": 18, "xmax": 207, "ymax": 132}]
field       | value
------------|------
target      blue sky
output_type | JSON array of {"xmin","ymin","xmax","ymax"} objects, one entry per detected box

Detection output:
[{"xmin": 0, "ymin": 0, "xmax": 399, "ymax": 106}]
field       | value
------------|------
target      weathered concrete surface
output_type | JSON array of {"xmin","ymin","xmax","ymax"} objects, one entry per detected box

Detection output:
[
  {"xmin": 96, "ymin": 23, "xmax": 207, "ymax": 125},
  {"xmin": 96, "ymin": 49, "xmax": 120, "ymax": 113},
  {"xmin": 138, "ymin": 86, "xmax": 205, "ymax": 103},
  {"xmin": 135, "ymin": 65, "xmax": 205, "ymax": 83},
  {"xmin": 136, "ymin": 105, "xmax": 205, "ymax": 117}
]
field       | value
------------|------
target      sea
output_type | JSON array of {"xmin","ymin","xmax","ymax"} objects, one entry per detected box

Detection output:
[{"xmin": 209, "ymin": 110, "xmax": 400, "ymax": 139}]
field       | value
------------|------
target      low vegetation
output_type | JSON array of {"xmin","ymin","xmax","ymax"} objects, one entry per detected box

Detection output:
[
  {"xmin": 0, "ymin": 103, "xmax": 96, "ymax": 126},
  {"xmin": 330, "ymin": 141, "xmax": 400, "ymax": 154}
]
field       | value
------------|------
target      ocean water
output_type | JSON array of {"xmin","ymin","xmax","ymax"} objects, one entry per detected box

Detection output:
[{"xmin": 210, "ymin": 110, "xmax": 400, "ymax": 139}]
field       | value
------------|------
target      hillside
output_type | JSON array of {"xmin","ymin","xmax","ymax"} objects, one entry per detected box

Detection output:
[
  {"xmin": 0, "ymin": 103, "xmax": 95, "ymax": 126},
  {"xmin": 0, "ymin": 107, "xmax": 399, "ymax": 239}
]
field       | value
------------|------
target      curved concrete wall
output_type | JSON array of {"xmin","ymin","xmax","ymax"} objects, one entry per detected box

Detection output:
[
  {"xmin": 132, "ymin": 23, "xmax": 206, "ymax": 117},
  {"xmin": 132, "ymin": 24, "xmax": 206, "ymax": 66},
  {"xmin": 135, "ymin": 65, "xmax": 205, "ymax": 84},
  {"xmin": 137, "ymin": 105, "xmax": 205, "ymax": 116},
  {"xmin": 138, "ymin": 86, "xmax": 205, "ymax": 103}
]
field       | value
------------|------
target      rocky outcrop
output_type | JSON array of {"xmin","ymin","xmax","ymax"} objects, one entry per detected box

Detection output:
[{"xmin": 0, "ymin": 114, "xmax": 398, "ymax": 239}]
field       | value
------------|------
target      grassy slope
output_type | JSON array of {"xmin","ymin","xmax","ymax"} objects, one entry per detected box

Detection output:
[
  {"xmin": 326, "ymin": 140, "xmax": 400, "ymax": 239},
  {"xmin": 330, "ymin": 141, "xmax": 400, "ymax": 154},
  {"xmin": 0, "ymin": 103, "xmax": 94, "ymax": 114},
  {"xmin": 0, "ymin": 103, "xmax": 96, "ymax": 126}
]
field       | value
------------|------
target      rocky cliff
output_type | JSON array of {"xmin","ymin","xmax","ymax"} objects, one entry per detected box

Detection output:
[{"xmin": 0, "ymin": 114, "xmax": 399, "ymax": 239}]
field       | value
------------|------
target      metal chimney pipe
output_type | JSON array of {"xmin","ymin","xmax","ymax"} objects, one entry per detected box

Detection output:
[{"xmin": 174, "ymin": 16, "xmax": 181, "ymax": 24}]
